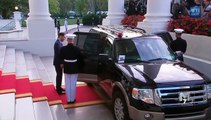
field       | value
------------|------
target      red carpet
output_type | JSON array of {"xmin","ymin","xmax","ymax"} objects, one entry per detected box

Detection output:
[
  {"xmin": 43, "ymin": 83, "xmax": 62, "ymax": 106},
  {"xmin": 0, "ymin": 74, "xmax": 16, "ymax": 94},
  {"xmin": 30, "ymin": 80, "xmax": 47, "ymax": 102},
  {"xmin": 16, "ymin": 77, "xmax": 32, "ymax": 98},
  {"xmin": 60, "ymin": 85, "xmax": 105, "ymax": 109},
  {"xmin": 0, "ymin": 71, "xmax": 105, "ymax": 109}
]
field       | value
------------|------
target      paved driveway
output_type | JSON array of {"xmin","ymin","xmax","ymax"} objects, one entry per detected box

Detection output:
[{"xmin": 65, "ymin": 84, "xmax": 114, "ymax": 120}]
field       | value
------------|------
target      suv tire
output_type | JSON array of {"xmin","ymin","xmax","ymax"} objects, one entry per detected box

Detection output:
[{"xmin": 113, "ymin": 91, "xmax": 130, "ymax": 120}]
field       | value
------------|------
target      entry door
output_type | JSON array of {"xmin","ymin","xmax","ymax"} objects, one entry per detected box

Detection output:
[{"xmin": 74, "ymin": 32, "xmax": 100, "ymax": 83}]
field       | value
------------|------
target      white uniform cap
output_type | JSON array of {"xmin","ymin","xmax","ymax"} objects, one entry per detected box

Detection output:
[
  {"xmin": 174, "ymin": 0, "xmax": 180, "ymax": 3},
  {"xmin": 174, "ymin": 28, "xmax": 184, "ymax": 34},
  {"xmin": 65, "ymin": 34, "xmax": 76, "ymax": 39}
]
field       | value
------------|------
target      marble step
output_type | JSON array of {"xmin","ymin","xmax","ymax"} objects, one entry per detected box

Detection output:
[
  {"xmin": 0, "ymin": 45, "xmax": 6, "ymax": 73},
  {"xmin": 0, "ymin": 93, "xmax": 15, "ymax": 120},
  {"xmin": 2, "ymin": 47, "xmax": 15, "ymax": 74},
  {"xmin": 33, "ymin": 101, "xmax": 54, "ymax": 120},
  {"xmin": 50, "ymin": 105, "xmax": 70, "ymax": 120},
  {"xmin": 33, "ymin": 55, "xmax": 51, "ymax": 83},
  {"xmin": 15, "ymin": 50, "xmax": 27, "ymax": 77},
  {"xmin": 15, "ymin": 97, "xmax": 36, "ymax": 120},
  {"xmin": 41, "ymin": 56, "xmax": 64, "ymax": 86},
  {"xmin": 24, "ymin": 52, "xmax": 40, "ymax": 80}
]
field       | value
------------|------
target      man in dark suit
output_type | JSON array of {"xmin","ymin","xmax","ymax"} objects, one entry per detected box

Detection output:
[
  {"xmin": 170, "ymin": 28, "xmax": 187, "ymax": 61},
  {"xmin": 54, "ymin": 32, "xmax": 66, "ymax": 94},
  {"xmin": 60, "ymin": 34, "xmax": 84, "ymax": 104}
]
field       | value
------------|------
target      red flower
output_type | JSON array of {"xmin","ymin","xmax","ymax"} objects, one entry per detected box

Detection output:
[
  {"xmin": 121, "ymin": 15, "xmax": 145, "ymax": 27},
  {"xmin": 168, "ymin": 16, "xmax": 210, "ymax": 36}
]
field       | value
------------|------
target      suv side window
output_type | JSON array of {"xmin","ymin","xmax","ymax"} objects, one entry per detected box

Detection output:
[
  {"xmin": 84, "ymin": 36, "xmax": 98, "ymax": 55},
  {"xmin": 74, "ymin": 32, "xmax": 100, "ymax": 55},
  {"xmin": 101, "ymin": 39, "xmax": 112, "ymax": 57}
]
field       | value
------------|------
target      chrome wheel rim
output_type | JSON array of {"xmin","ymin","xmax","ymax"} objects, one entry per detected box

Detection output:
[{"xmin": 114, "ymin": 98, "xmax": 124, "ymax": 120}]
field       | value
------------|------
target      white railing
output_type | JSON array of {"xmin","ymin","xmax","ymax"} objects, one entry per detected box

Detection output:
[{"xmin": 0, "ymin": 20, "xmax": 15, "ymax": 31}]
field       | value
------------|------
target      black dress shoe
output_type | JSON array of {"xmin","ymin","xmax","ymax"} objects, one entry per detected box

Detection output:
[
  {"xmin": 57, "ymin": 89, "xmax": 65, "ymax": 95},
  {"xmin": 67, "ymin": 100, "xmax": 76, "ymax": 104},
  {"xmin": 61, "ymin": 88, "xmax": 65, "ymax": 91}
]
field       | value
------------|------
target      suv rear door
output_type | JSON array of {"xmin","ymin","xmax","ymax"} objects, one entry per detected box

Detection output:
[{"xmin": 74, "ymin": 32, "xmax": 100, "ymax": 83}]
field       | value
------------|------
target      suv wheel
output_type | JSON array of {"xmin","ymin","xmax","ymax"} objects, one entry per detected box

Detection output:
[{"xmin": 113, "ymin": 91, "xmax": 129, "ymax": 120}]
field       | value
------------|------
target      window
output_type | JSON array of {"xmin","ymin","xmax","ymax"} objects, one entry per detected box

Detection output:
[
  {"xmin": 133, "ymin": 37, "xmax": 175, "ymax": 61},
  {"xmin": 75, "ymin": 32, "xmax": 100, "ymax": 55},
  {"xmin": 115, "ymin": 39, "xmax": 140, "ymax": 62},
  {"xmin": 84, "ymin": 35, "xmax": 99, "ymax": 55},
  {"xmin": 115, "ymin": 37, "xmax": 176, "ymax": 63},
  {"xmin": 101, "ymin": 39, "xmax": 112, "ymax": 57}
]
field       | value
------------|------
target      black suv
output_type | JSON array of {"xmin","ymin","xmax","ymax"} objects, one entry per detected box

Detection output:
[{"xmin": 74, "ymin": 25, "xmax": 211, "ymax": 120}]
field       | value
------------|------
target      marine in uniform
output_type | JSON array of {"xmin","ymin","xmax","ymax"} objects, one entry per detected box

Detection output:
[
  {"xmin": 60, "ymin": 34, "xmax": 84, "ymax": 104},
  {"xmin": 170, "ymin": 28, "xmax": 187, "ymax": 61}
]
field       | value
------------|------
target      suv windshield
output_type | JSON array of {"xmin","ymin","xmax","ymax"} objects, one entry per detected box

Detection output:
[{"xmin": 115, "ymin": 37, "xmax": 176, "ymax": 63}]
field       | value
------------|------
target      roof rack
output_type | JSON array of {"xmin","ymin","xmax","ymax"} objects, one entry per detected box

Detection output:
[
  {"xmin": 97, "ymin": 25, "xmax": 146, "ymax": 36},
  {"xmin": 97, "ymin": 25, "xmax": 123, "ymax": 35},
  {"xmin": 123, "ymin": 25, "xmax": 146, "ymax": 34}
]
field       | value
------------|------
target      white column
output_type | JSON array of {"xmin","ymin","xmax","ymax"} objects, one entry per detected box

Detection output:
[
  {"xmin": 137, "ymin": 0, "xmax": 172, "ymax": 33},
  {"xmin": 102, "ymin": 0, "xmax": 125, "ymax": 25},
  {"xmin": 26, "ymin": 0, "xmax": 56, "ymax": 56},
  {"xmin": 27, "ymin": 0, "xmax": 55, "ymax": 40}
]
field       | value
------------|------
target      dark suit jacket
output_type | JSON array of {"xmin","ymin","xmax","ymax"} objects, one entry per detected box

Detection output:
[
  {"xmin": 53, "ymin": 39, "xmax": 63, "ymax": 66},
  {"xmin": 170, "ymin": 38, "xmax": 187, "ymax": 53}
]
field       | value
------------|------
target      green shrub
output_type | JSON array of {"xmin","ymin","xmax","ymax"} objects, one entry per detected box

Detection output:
[
  {"xmin": 21, "ymin": 20, "xmax": 27, "ymax": 27},
  {"xmin": 82, "ymin": 14, "xmax": 101, "ymax": 26},
  {"xmin": 58, "ymin": 18, "xmax": 82, "ymax": 25}
]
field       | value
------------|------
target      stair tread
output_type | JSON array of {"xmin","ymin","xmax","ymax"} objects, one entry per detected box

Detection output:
[
  {"xmin": 0, "ymin": 45, "xmax": 6, "ymax": 71},
  {"xmin": 33, "ymin": 101, "xmax": 54, "ymax": 120},
  {"xmin": 27, "ymin": 69, "xmax": 40, "ymax": 80},
  {"xmin": 33, "ymin": 55, "xmax": 45, "ymax": 70},
  {"xmin": 16, "ymin": 97, "xmax": 36, "ymax": 120},
  {"xmin": 15, "ymin": 50, "xmax": 27, "ymax": 77},
  {"xmin": 2, "ymin": 48, "xmax": 15, "ymax": 73},
  {"xmin": 16, "ymin": 50, "xmax": 26, "ymax": 65},
  {"xmin": 41, "ymin": 57, "xmax": 57, "ymax": 84},
  {"xmin": 24, "ymin": 53, "xmax": 40, "ymax": 80},
  {"xmin": 50, "ymin": 105, "xmax": 70, "ymax": 120},
  {"xmin": 41, "ymin": 56, "xmax": 55, "ymax": 72},
  {"xmin": 16, "ymin": 65, "xmax": 28, "ymax": 78},
  {"xmin": 24, "ymin": 53, "xmax": 37, "ymax": 69},
  {"xmin": 0, "ymin": 47, "xmax": 68, "ymax": 120},
  {"xmin": 33, "ymin": 55, "xmax": 51, "ymax": 83},
  {"xmin": 0, "ymin": 93, "xmax": 15, "ymax": 120},
  {"xmin": 38, "ymin": 70, "xmax": 52, "ymax": 83}
]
